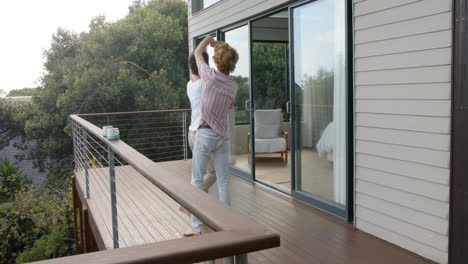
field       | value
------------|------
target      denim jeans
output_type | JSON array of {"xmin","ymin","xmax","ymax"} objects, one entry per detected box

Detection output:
[
  {"xmin": 191, "ymin": 128, "xmax": 230, "ymax": 232},
  {"xmin": 188, "ymin": 130, "xmax": 216, "ymax": 192}
]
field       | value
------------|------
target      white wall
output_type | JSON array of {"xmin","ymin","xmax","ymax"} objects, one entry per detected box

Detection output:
[{"xmin": 353, "ymin": 0, "xmax": 452, "ymax": 263}]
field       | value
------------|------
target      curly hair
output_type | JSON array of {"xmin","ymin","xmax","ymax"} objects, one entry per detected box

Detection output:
[
  {"xmin": 188, "ymin": 52, "xmax": 209, "ymax": 76},
  {"xmin": 213, "ymin": 42, "xmax": 239, "ymax": 75}
]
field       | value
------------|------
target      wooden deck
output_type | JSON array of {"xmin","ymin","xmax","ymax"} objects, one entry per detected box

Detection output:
[{"xmin": 75, "ymin": 160, "xmax": 432, "ymax": 264}]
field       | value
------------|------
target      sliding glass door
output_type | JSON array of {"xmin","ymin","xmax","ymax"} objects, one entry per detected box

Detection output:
[
  {"xmin": 193, "ymin": 0, "xmax": 350, "ymax": 218},
  {"xmin": 224, "ymin": 24, "xmax": 253, "ymax": 179},
  {"xmin": 250, "ymin": 11, "xmax": 291, "ymax": 192},
  {"xmin": 291, "ymin": 0, "xmax": 348, "ymax": 216}
]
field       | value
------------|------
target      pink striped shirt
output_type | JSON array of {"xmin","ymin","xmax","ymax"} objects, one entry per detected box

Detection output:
[{"xmin": 196, "ymin": 59, "xmax": 238, "ymax": 139}]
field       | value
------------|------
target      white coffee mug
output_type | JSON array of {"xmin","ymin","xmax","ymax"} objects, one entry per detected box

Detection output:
[
  {"xmin": 102, "ymin": 126, "xmax": 113, "ymax": 137},
  {"xmin": 107, "ymin": 128, "xmax": 120, "ymax": 141}
]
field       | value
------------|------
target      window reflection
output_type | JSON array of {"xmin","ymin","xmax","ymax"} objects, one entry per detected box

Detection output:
[
  {"xmin": 224, "ymin": 25, "xmax": 251, "ymax": 174},
  {"xmin": 294, "ymin": 0, "xmax": 347, "ymax": 205}
]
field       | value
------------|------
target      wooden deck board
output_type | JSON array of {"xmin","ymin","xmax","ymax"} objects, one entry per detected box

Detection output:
[{"xmin": 75, "ymin": 160, "xmax": 432, "ymax": 264}]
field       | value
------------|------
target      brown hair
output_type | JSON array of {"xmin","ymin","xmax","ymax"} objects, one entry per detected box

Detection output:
[
  {"xmin": 188, "ymin": 52, "xmax": 209, "ymax": 76},
  {"xmin": 213, "ymin": 42, "xmax": 239, "ymax": 75}
]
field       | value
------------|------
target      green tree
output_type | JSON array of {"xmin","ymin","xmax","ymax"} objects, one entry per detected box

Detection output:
[
  {"xmin": 23, "ymin": 0, "xmax": 189, "ymax": 182},
  {"xmin": 252, "ymin": 42, "xmax": 289, "ymax": 111},
  {"xmin": 0, "ymin": 186, "xmax": 73, "ymax": 264},
  {"xmin": 0, "ymin": 160, "xmax": 30, "ymax": 203},
  {"xmin": 7, "ymin": 88, "xmax": 40, "ymax": 97}
]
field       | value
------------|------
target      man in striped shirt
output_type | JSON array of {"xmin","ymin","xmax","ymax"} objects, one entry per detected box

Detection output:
[{"xmin": 190, "ymin": 35, "xmax": 239, "ymax": 235}]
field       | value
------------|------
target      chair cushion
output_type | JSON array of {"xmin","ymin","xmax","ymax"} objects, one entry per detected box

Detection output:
[
  {"xmin": 252, "ymin": 137, "xmax": 287, "ymax": 153},
  {"xmin": 254, "ymin": 109, "xmax": 282, "ymax": 139}
]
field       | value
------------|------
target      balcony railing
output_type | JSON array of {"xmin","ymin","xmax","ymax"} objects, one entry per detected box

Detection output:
[{"xmin": 37, "ymin": 109, "xmax": 280, "ymax": 264}]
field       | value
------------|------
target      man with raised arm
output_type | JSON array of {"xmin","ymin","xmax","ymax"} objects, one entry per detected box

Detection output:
[{"xmin": 188, "ymin": 35, "xmax": 239, "ymax": 236}]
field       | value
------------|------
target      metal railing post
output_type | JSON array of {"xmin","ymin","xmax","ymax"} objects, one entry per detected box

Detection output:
[
  {"xmin": 108, "ymin": 146, "xmax": 119, "ymax": 249},
  {"xmin": 182, "ymin": 112, "xmax": 188, "ymax": 160},
  {"xmin": 72, "ymin": 122, "xmax": 78, "ymax": 172},
  {"xmin": 83, "ymin": 130, "xmax": 90, "ymax": 199}
]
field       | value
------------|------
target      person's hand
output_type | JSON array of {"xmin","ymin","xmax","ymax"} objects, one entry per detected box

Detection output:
[{"xmin": 205, "ymin": 35, "xmax": 215, "ymax": 46}]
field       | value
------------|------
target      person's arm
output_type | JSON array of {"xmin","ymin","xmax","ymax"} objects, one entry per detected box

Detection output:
[{"xmin": 194, "ymin": 35, "xmax": 216, "ymax": 64}]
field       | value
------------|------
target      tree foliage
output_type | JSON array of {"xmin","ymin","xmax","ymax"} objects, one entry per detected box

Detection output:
[
  {"xmin": 0, "ymin": 160, "xmax": 30, "ymax": 203},
  {"xmin": 0, "ymin": 160, "xmax": 73, "ymax": 263},
  {"xmin": 0, "ymin": 0, "xmax": 189, "ymax": 262},
  {"xmin": 24, "ymin": 0, "xmax": 189, "ymax": 177},
  {"xmin": 7, "ymin": 88, "xmax": 40, "ymax": 97}
]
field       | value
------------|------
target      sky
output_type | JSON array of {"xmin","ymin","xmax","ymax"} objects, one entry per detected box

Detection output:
[{"xmin": 0, "ymin": 0, "xmax": 135, "ymax": 94}]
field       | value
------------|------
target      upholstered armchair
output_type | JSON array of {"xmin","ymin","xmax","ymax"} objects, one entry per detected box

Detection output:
[{"xmin": 248, "ymin": 109, "xmax": 288, "ymax": 163}]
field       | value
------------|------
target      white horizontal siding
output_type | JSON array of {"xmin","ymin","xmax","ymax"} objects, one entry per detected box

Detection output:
[
  {"xmin": 356, "ymin": 180, "xmax": 449, "ymax": 220},
  {"xmin": 356, "ymin": 140, "xmax": 450, "ymax": 168},
  {"xmin": 355, "ymin": 0, "xmax": 452, "ymax": 30},
  {"xmin": 354, "ymin": 1, "xmax": 452, "ymax": 263},
  {"xmin": 356, "ymin": 113, "xmax": 450, "ymax": 133},
  {"xmin": 355, "ymin": 47, "xmax": 451, "ymax": 71},
  {"xmin": 357, "ymin": 206, "xmax": 448, "ymax": 251},
  {"xmin": 356, "ymin": 83, "xmax": 451, "ymax": 100},
  {"xmin": 356, "ymin": 154, "xmax": 449, "ymax": 185},
  {"xmin": 354, "ymin": 0, "xmax": 420, "ymax": 17},
  {"xmin": 356, "ymin": 126, "xmax": 450, "ymax": 151},
  {"xmin": 356, "ymin": 219, "xmax": 448, "ymax": 264},
  {"xmin": 355, "ymin": 11, "xmax": 452, "ymax": 44},
  {"xmin": 356, "ymin": 193, "xmax": 448, "ymax": 235},
  {"xmin": 356, "ymin": 167, "xmax": 449, "ymax": 201},
  {"xmin": 355, "ymin": 99, "xmax": 450, "ymax": 116},
  {"xmin": 355, "ymin": 65, "xmax": 451, "ymax": 85},
  {"xmin": 355, "ymin": 30, "xmax": 452, "ymax": 58}
]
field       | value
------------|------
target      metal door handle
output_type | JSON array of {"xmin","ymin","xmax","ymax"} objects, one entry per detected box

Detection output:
[
  {"xmin": 286, "ymin": 101, "xmax": 291, "ymax": 114},
  {"xmin": 245, "ymin": 100, "xmax": 251, "ymax": 111}
]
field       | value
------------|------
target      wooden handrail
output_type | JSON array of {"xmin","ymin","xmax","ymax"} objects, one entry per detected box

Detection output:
[{"xmin": 36, "ymin": 113, "xmax": 280, "ymax": 263}]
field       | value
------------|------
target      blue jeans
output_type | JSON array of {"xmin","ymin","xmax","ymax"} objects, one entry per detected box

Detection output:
[{"xmin": 191, "ymin": 128, "xmax": 230, "ymax": 232}]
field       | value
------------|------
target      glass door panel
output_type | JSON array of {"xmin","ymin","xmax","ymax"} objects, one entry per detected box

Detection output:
[
  {"xmin": 251, "ymin": 11, "xmax": 291, "ymax": 192},
  {"xmin": 224, "ymin": 25, "xmax": 252, "ymax": 177},
  {"xmin": 292, "ymin": 0, "xmax": 347, "ymax": 210}
]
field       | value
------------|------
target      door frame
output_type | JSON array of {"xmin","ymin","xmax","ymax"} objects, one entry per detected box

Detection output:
[
  {"xmin": 288, "ymin": 0, "xmax": 353, "ymax": 220},
  {"xmin": 449, "ymin": 0, "xmax": 467, "ymax": 262},
  {"xmin": 220, "ymin": 23, "xmax": 256, "ymax": 181}
]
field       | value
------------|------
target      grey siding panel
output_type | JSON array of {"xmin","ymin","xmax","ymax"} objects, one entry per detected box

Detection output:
[
  {"xmin": 356, "ymin": 194, "xmax": 448, "ymax": 235},
  {"xmin": 356, "ymin": 180, "xmax": 449, "ymax": 219},
  {"xmin": 354, "ymin": 0, "xmax": 421, "ymax": 16},
  {"xmin": 356, "ymin": 83, "xmax": 451, "ymax": 100},
  {"xmin": 356, "ymin": 219, "xmax": 448, "ymax": 264},
  {"xmin": 356, "ymin": 126, "xmax": 450, "ymax": 151},
  {"xmin": 356, "ymin": 113, "xmax": 450, "ymax": 133},
  {"xmin": 356, "ymin": 153, "xmax": 449, "ymax": 185},
  {"xmin": 353, "ymin": 0, "xmax": 452, "ymax": 258},
  {"xmin": 355, "ymin": 48, "xmax": 451, "ymax": 71},
  {"xmin": 355, "ymin": 0, "xmax": 452, "ymax": 30},
  {"xmin": 356, "ymin": 140, "xmax": 450, "ymax": 168},
  {"xmin": 355, "ymin": 11, "xmax": 452, "ymax": 44},
  {"xmin": 357, "ymin": 206, "xmax": 448, "ymax": 251},
  {"xmin": 355, "ymin": 99, "xmax": 451, "ymax": 116},
  {"xmin": 356, "ymin": 167, "xmax": 449, "ymax": 201},
  {"xmin": 355, "ymin": 65, "xmax": 451, "ymax": 85},
  {"xmin": 355, "ymin": 30, "xmax": 452, "ymax": 58}
]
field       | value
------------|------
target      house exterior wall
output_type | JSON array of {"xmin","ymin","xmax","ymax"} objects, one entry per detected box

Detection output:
[
  {"xmin": 188, "ymin": 0, "xmax": 454, "ymax": 263},
  {"xmin": 188, "ymin": 0, "xmax": 290, "ymax": 44},
  {"xmin": 353, "ymin": 0, "xmax": 452, "ymax": 263}
]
